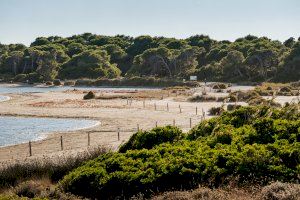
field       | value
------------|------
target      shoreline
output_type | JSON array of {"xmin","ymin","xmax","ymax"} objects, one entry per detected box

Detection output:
[
  {"xmin": 0, "ymin": 89, "xmax": 208, "ymax": 163},
  {"xmin": 0, "ymin": 116, "xmax": 101, "ymax": 148}
]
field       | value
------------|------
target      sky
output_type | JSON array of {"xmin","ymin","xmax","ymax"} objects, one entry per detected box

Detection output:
[{"xmin": 0, "ymin": 0, "xmax": 299, "ymax": 46}]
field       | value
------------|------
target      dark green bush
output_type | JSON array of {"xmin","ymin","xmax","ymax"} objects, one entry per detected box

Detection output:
[
  {"xmin": 213, "ymin": 83, "xmax": 227, "ymax": 89},
  {"xmin": 13, "ymin": 74, "xmax": 27, "ymax": 82},
  {"xmin": 208, "ymin": 106, "xmax": 225, "ymax": 115},
  {"xmin": 212, "ymin": 124, "xmax": 233, "ymax": 145},
  {"xmin": 227, "ymin": 104, "xmax": 242, "ymax": 111},
  {"xmin": 119, "ymin": 126, "xmax": 184, "ymax": 152},
  {"xmin": 45, "ymin": 81, "xmax": 53, "ymax": 85},
  {"xmin": 280, "ymin": 86, "xmax": 292, "ymax": 93},
  {"xmin": 53, "ymin": 79, "xmax": 62, "ymax": 86},
  {"xmin": 60, "ymin": 105, "xmax": 300, "ymax": 199},
  {"xmin": 83, "ymin": 91, "xmax": 95, "ymax": 100}
]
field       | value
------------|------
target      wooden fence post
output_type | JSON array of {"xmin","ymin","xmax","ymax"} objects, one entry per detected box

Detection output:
[
  {"xmin": 167, "ymin": 103, "xmax": 169, "ymax": 112},
  {"xmin": 118, "ymin": 128, "xmax": 120, "ymax": 141},
  {"xmin": 137, "ymin": 124, "xmax": 140, "ymax": 131},
  {"xmin": 196, "ymin": 107, "xmax": 198, "ymax": 115},
  {"xmin": 190, "ymin": 118, "xmax": 192, "ymax": 128},
  {"xmin": 88, "ymin": 132, "xmax": 90, "ymax": 146},
  {"xmin": 60, "ymin": 136, "xmax": 63, "ymax": 151},
  {"xmin": 173, "ymin": 119, "xmax": 175, "ymax": 126},
  {"xmin": 155, "ymin": 121, "xmax": 158, "ymax": 127},
  {"xmin": 154, "ymin": 103, "xmax": 157, "ymax": 111},
  {"xmin": 143, "ymin": 100, "xmax": 145, "ymax": 108},
  {"xmin": 29, "ymin": 141, "xmax": 32, "ymax": 157}
]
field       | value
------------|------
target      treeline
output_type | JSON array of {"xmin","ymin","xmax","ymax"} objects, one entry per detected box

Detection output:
[{"xmin": 0, "ymin": 33, "xmax": 299, "ymax": 83}]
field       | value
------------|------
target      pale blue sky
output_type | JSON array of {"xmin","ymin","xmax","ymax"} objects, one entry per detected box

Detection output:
[{"xmin": 0, "ymin": 0, "xmax": 299, "ymax": 45}]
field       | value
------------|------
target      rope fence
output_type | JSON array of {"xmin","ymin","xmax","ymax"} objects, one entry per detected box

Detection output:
[{"xmin": 1, "ymin": 97, "xmax": 211, "ymax": 161}]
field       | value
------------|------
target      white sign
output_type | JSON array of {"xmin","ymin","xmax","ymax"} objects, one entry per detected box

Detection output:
[{"xmin": 190, "ymin": 76, "xmax": 197, "ymax": 81}]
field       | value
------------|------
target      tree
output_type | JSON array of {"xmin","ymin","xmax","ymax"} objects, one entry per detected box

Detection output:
[
  {"xmin": 129, "ymin": 47, "xmax": 174, "ymax": 77},
  {"xmin": 128, "ymin": 46, "xmax": 199, "ymax": 78},
  {"xmin": 283, "ymin": 37, "xmax": 296, "ymax": 48},
  {"xmin": 100, "ymin": 44, "xmax": 129, "ymax": 73},
  {"xmin": 30, "ymin": 37, "xmax": 50, "ymax": 46},
  {"xmin": 244, "ymin": 49, "xmax": 278, "ymax": 81},
  {"xmin": 126, "ymin": 36, "xmax": 158, "ymax": 57},
  {"xmin": 59, "ymin": 49, "xmax": 121, "ymax": 79},
  {"xmin": 6, "ymin": 51, "xmax": 24, "ymax": 75},
  {"xmin": 276, "ymin": 42, "xmax": 300, "ymax": 82},
  {"xmin": 67, "ymin": 42, "xmax": 86, "ymax": 57},
  {"xmin": 36, "ymin": 50, "xmax": 59, "ymax": 81},
  {"xmin": 220, "ymin": 50, "xmax": 245, "ymax": 80},
  {"xmin": 173, "ymin": 47, "xmax": 199, "ymax": 77},
  {"xmin": 186, "ymin": 35, "xmax": 215, "ymax": 51}
]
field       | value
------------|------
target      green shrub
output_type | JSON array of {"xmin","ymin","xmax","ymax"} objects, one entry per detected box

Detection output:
[
  {"xmin": 83, "ymin": 91, "xmax": 95, "ymax": 100},
  {"xmin": 212, "ymin": 124, "xmax": 233, "ymax": 145},
  {"xmin": 188, "ymin": 95, "xmax": 217, "ymax": 102},
  {"xmin": 187, "ymin": 118, "xmax": 218, "ymax": 140},
  {"xmin": 227, "ymin": 104, "xmax": 242, "ymax": 111},
  {"xmin": 59, "ymin": 105, "xmax": 300, "ymax": 199},
  {"xmin": 26, "ymin": 72, "xmax": 43, "ymax": 83},
  {"xmin": 280, "ymin": 86, "xmax": 292, "ymax": 93},
  {"xmin": 13, "ymin": 74, "xmax": 27, "ymax": 82},
  {"xmin": 53, "ymin": 79, "xmax": 61, "ymax": 86},
  {"xmin": 213, "ymin": 83, "xmax": 227, "ymax": 89},
  {"xmin": 63, "ymin": 80, "xmax": 75, "ymax": 86},
  {"xmin": 75, "ymin": 79, "xmax": 93, "ymax": 86},
  {"xmin": 119, "ymin": 126, "xmax": 184, "ymax": 152},
  {"xmin": 45, "ymin": 81, "xmax": 53, "ymax": 86},
  {"xmin": 209, "ymin": 106, "xmax": 225, "ymax": 115}
]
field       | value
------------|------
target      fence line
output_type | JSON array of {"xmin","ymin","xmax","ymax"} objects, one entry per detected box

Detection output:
[
  {"xmin": 9, "ymin": 117, "xmax": 202, "ymax": 160},
  {"xmin": 2, "ymin": 96, "xmax": 209, "ymax": 161}
]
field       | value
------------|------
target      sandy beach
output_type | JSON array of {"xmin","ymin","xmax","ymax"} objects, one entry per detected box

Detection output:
[{"xmin": 0, "ymin": 87, "xmax": 231, "ymax": 164}]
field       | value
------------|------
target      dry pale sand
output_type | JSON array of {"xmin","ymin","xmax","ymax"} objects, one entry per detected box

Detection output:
[{"xmin": 0, "ymin": 88, "xmax": 235, "ymax": 164}]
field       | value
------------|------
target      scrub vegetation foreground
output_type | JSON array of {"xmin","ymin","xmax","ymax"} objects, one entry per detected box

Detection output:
[{"xmin": 1, "ymin": 104, "xmax": 298, "ymax": 199}]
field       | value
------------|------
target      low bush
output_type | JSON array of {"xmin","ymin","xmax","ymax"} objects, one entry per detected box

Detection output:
[
  {"xmin": 59, "ymin": 105, "xmax": 300, "ymax": 199},
  {"xmin": 83, "ymin": 91, "xmax": 95, "ymax": 100},
  {"xmin": 26, "ymin": 72, "xmax": 43, "ymax": 83},
  {"xmin": 45, "ymin": 81, "xmax": 53, "ymax": 86},
  {"xmin": 213, "ymin": 83, "xmax": 228, "ymax": 90},
  {"xmin": 53, "ymin": 79, "xmax": 62, "ymax": 86},
  {"xmin": 75, "ymin": 79, "xmax": 93, "ymax": 86},
  {"xmin": 227, "ymin": 104, "xmax": 242, "ymax": 111},
  {"xmin": 188, "ymin": 95, "xmax": 218, "ymax": 102},
  {"xmin": 13, "ymin": 74, "xmax": 27, "ymax": 82},
  {"xmin": 279, "ymin": 87, "xmax": 292, "ymax": 93},
  {"xmin": 208, "ymin": 106, "xmax": 225, "ymax": 115},
  {"xmin": 63, "ymin": 80, "xmax": 75, "ymax": 86},
  {"xmin": 119, "ymin": 126, "xmax": 184, "ymax": 152},
  {"xmin": 75, "ymin": 77, "xmax": 199, "ymax": 87}
]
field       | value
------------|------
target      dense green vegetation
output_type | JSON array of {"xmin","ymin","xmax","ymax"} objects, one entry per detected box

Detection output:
[
  {"xmin": 59, "ymin": 104, "xmax": 300, "ymax": 199},
  {"xmin": 0, "ymin": 34, "xmax": 299, "ymax": 83}
]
